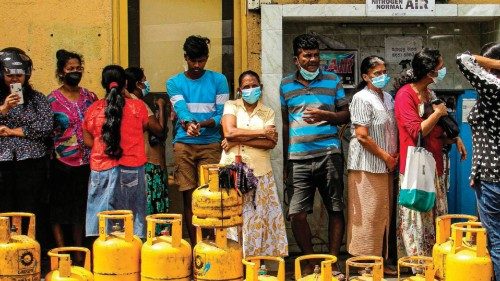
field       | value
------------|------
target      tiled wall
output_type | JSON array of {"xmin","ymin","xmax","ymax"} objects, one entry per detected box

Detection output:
[{"xmin": 283, "ymin": 20, "xmax": 496, "ymax": 92}]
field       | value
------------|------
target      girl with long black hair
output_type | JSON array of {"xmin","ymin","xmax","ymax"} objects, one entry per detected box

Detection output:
[{"xmin": 83, "ymin": 65, "xmax": 150, "ymax": 238}]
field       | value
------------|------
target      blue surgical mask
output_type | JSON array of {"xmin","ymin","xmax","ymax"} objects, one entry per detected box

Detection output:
[
  {"xmin": 371, "ymin": 74, "xmax": 391, "ymax": 89},
  {"xmin": 241, "ymin": 86, "xmax": 261, "ymax": 104},
  {"xmin": 142, "ymin": 80, "xmax": 151, "ymax": 96},
  {"xmin": 299, "ymin": 66, "xmax": 320, "ymax": 81},
  {"xmin": 431, "ymin": 67, "xmax": 447, "ymax": 84}
]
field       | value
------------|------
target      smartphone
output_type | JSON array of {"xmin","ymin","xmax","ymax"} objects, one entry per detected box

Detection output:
[{"xmin": 10, "ymin": 83, "xmax": 24, "ymax": 104}]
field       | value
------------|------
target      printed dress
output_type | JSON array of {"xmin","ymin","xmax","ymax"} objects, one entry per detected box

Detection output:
[
  {"xmin": 221, "ymin": 99, "xmax": 288, "ymax": 257},
  {"xmin": 48, "ymin": 88, "xmax": 97, "ymax": 224},
  {"xmin": 394, "ymin": 84, "xmax": 448, "ymax": 257}
]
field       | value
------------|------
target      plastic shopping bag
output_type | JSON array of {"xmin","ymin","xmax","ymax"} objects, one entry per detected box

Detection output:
[{"xmin": 398, "ymin": 143, "xmax": 437, "ymax": 212}]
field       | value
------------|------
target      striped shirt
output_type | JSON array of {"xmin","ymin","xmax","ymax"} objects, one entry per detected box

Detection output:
[
  {"xmin": 280, "ymin": 70, "xmax": 348, "ymax": 160},
  {"xmin": 166, "ymin": 70, "xmax": 229, "ymax": 144},
  {"xmin": 347, "ymin": 88, "xmax": 398, "ymax": 173}
]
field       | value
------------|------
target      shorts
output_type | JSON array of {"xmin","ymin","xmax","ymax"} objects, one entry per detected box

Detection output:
[
  {"xmin": 86, "ymin": 165, "xmax": 146, "ymax": 238},
  {"xmin": 287, "ymin": 153, "xmax": 345, "ymax": 216},
  {"xmin": 173, "ymin": 142, "xmax": 222, "ymax": 191}
]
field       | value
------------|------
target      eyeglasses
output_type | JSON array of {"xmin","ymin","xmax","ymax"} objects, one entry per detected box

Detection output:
[{"xmin": 64, "ymin": 66, "xmax": 84, "ymax": 72}]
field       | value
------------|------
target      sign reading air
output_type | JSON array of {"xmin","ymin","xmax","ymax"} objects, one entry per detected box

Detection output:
[{"xmin": 366, "ymin": 0, "xmax": 435, "ymax": 16}]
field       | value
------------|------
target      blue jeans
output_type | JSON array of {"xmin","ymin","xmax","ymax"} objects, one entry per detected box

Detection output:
[
  {"xmin": 475, "ymin": 180, "xmax": 500, "ymax": 280},
  {"xmin": 86, "ymin": 165, "xmax": 146, "ymax": 238}
]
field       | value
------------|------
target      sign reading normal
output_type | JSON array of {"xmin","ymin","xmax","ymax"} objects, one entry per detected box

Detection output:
[{"xmin": 367, "ymin": 0, "xmax": 435, "ymax": 16}]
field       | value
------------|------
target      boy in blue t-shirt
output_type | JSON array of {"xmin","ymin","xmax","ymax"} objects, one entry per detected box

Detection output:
[{"xmin": 166, "ymin": 35, "xmax": 229, "ymax": 244}]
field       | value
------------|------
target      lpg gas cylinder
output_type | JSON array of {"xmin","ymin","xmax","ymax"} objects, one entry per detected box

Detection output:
[
  {"xmin": 432, "ymin": 214, "xmax": 477, "ymax": 279},
  {"xmin": 141, "ymin": 214, "xmax": 192, "ymax": 281},
  {"xmin": 193, "ymin": 226, "xmax": 243, "ymax": 281},
  {"xmin": 0, "ymin": 212, "xmax": 41, "ymax": 281},
  {"xmin": 398, "ymin": 256, "xmax": 436, "ymax": 281},
  {"xmin": 295, "ymin": 254, "xmax": 339, "ymax": 281},
  {"xmin": 242, "ymin": 256, "xmax": 285, "ymax": 281},
  {"xmin": 345, "ymin": 256, "xmax": 386, "ymax": 281},
  {"xmin": 445, "ymin": 222, "xmax": 493, "ymax": 281},
  {"xmin": 45, "ymin": 247, "xmax": 93, "ymax": 281},
  {"xmin": 93, "ymin": 210, "xmax": 142, "ymax": 281},
  {"xmin": 192, "ymin": 166, "xmax": 242, "ymax": 227}
]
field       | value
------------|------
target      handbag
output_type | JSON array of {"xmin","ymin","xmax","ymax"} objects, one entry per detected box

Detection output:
[
  {"xmin": 431, "ymin": 99, "xmax": 460, "ymax": 139},
  {"xmin": 438, "ymin": 114, "xmax": 460, "ymax": 139},
  {"xmin": 398, "ymin": 133, "xmax": 437, "ymax": 212}
]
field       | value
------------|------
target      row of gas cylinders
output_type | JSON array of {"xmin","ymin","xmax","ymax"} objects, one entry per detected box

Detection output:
[{"xmin": 0, "ymin": 212, "xmax": 494, "ymax": 281}]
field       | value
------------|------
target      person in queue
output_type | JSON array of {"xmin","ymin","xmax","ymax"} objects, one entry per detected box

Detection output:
[
  {"xmin": 83, "ymin": 65, "xmax": 150, "ymax": 238},
  {"xmin": 456, "ymin": 42, "xmax": 500, "ymax": 280},
  {"xmin": 346, "ymin": 55, "xmax": 398, "ymax": 275},
  {"xmin": 125, "ymin": 66, "xmax": 169, "ymax": 218},
  {"xmin": 166, "ymin": 35, "xmax": 229, "ymax": 244},
  {"xmin": 280, "ymin": 34, "xmax": 349, "ymax": 280},
  {"xmin": 0, "ymin": 47, "xmax": 53, "ymax": 214},
  {"xmin": 48, "ymin": 49, "xmax": 97, "ymax": 250},
  {"xmin": 220, "ymin": 70, "xmax": 288, "ymax": 257},
  {"xmin": 393, "ymin": 48, "xmax": 466, "ymax": 258}
]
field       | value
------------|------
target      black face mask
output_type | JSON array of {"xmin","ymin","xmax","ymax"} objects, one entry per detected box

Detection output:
[{"xmin": 64, "ymin": 71, "xmax": 82, "ymax": 87}]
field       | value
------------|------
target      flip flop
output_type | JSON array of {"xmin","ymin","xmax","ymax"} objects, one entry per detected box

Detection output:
[{"xmin": 333, "ymin": 271, "xmax": 346, "ymax": 281}]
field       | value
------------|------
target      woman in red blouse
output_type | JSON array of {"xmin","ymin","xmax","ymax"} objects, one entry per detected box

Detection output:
[{"xmin": 393, "ymin": 48, "xmax": 466, "ymax": 258}]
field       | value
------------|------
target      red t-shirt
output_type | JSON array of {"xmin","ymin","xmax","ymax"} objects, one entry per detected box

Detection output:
[
  {"xmin": 394, "ymin": 84, "xmax": 445, "ymax": 176},
  {"xmin": 83, "ymin": 98, "xmax": 149, "ymax": 171}
]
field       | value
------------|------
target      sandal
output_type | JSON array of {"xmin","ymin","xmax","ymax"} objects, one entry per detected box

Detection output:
[
  {"xmin": 333, "ymin": 271, "xmax": 346, "ymax": 281},
  {"xmin": 384, "ymin": 264, "xmax": 398, "ymax": 276}
]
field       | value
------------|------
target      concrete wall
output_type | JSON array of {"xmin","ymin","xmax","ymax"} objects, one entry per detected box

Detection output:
[
  {"xmin": 0, "ymin": 1, "xmax": 113, "ymax": 97},
  {"xmin": 139, "ymin": 0, "xmax": 224, "ymax": 92},
  {"xmin": 246, "ymin": 0, "xmax": 500, "ymax": 75},
  {"xmin": 283, "ymin": 21, "xmax": 487, "ymax": 91}
]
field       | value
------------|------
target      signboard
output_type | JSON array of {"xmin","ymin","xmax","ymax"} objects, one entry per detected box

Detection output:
[
  {"xmin": 366, "ymin": 0, "xmax": 435, "ymax": 16},
  {"xmin": 461, "ymin": 99, "xmax": 476, "ymax": 122},
  {"xmin": 385, "ymin": 36, "xmax": 423, "ymax": 63},
  {"xmin": 320, "ymin": 50, "xmax": 358, "ymax": 88}
]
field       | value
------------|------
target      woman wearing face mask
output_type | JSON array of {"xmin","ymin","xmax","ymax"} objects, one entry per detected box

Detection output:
[
  {"xmin": 47, "ymin": 49, "xmax": 97, "ymax": 249},
  {"xmin": 393, "ymin": 48, "xmax": 467, "ymax": 258},
  {"xmin": 125, "ymin": 67, "xmax": 169, "ymax": 218},
  {"xmin": 220, "ymin": 70, "xmax": 288, "ymax": 257},
  {"xmin": 0, "ymin": 47, "xmax": 53, "ymax": 214},
  {"xmin": 346, "ymin": 56, "xmax": 398, "ymax": 274}
]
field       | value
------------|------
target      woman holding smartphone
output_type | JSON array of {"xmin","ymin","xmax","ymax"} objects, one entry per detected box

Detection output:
[{"xmin": 0, "ymin": 47, "xmax": 53, "ymax": 213}]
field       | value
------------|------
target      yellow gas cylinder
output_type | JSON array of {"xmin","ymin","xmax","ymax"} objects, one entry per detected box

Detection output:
[
  {"xmin": 345, "ymin": 256, "xmax": 386, "ymax": 281},
  {"xmin": 295, "ymin": 254, "xmax": 339, "ymax": 281},
  {"xmin": 242, "ymin": 256, "xmax": 285, "ymax": 281},
  {"xmin": 432, "ymin": 214, "xmax": 477, "ymax": 279},
  {"xmin": 141, "ymin": 214, "xmax": 192, "ymax": 281},
  {"xmin": 93, "ymin": 210, "xmax": 142, "ymax": 281},
  {"xmin": 192, "ymin": 165, "xmax": 243, "ymax": 228},
  {"xmin": 0, "ymin": 212, "xmax": 41, "ymax": 281},
  {"xmin": 193, "ymin": 226, "xmax": 243, "ymax": 281},
  {"xmin": 45, "ymin": 247, "xmax": 93, "ymax": 281},
  {"xmin": 445, "ymin": 222, "xmax": 493, "ymax": 281},
  {"xmin": 397, "ymin": 256, "xmax": 436, "ymax": 281}
]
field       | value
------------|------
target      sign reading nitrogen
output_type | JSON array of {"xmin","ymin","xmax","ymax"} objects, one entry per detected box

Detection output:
[{"xmin": 366, "ymin": 0, "xmax": 435, "ymax": 16}]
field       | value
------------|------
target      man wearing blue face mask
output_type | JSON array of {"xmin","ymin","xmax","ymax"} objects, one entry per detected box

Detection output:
[{"xmin": 280, "ymin": 34, "xmax": 350, "ymax": 280}]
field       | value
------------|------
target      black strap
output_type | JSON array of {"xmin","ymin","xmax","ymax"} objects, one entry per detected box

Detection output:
[{"xmin": 417, "ymin": 131, "xmax": 424, "ymax": 148}]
